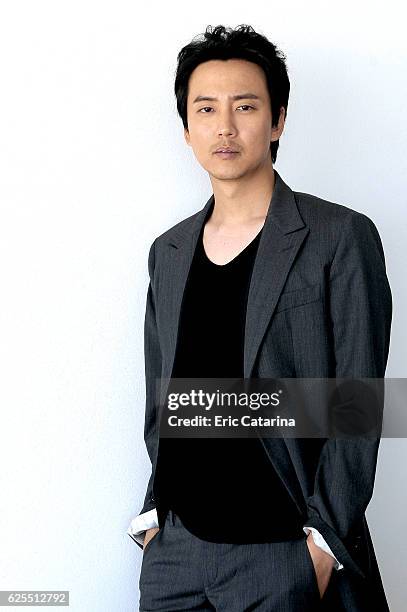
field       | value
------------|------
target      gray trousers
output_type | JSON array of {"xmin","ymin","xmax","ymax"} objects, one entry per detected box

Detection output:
[{"xmin": 138, "ymin": 509, "xmax": 331, "ymax": 611}]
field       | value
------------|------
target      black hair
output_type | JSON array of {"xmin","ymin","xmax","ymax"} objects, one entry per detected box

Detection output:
[{"xmin": 174, "ymin": 24, "xmax": 290, "ymax": 163}]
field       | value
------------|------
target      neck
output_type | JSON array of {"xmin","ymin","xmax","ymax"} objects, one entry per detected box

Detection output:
[{"xmin": 208, "ymin": 164, "xmax": 275, "ymax": 229}]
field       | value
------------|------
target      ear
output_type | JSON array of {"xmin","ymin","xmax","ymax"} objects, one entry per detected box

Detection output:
[
  {"xmin": 271, "ymin": 107, "xmax": 286, "ymax": 142},
  {"xmin": 184, "ymin": 127, "xmax": 191, "ymax": 146}
]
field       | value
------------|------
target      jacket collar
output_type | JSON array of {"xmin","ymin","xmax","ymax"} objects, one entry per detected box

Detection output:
[{"xmin": 167, "ymin": 169, "xmax": 305, "ymax": 250}]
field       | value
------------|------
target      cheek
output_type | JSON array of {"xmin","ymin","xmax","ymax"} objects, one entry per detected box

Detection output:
[
  {"xmin": 189, "ymin": 126, "xmax": 214, "ymax": 155},
  {"xmin": 242, "ymin": 121, "xmax": 271, "ymax": 148},
  {"xmin": 189, "ymin": 118, "xmax": 212, "ymax": 137},
  {"xmin": 200, "ymin": 124, "xmax": 216, "ymax": 142}
]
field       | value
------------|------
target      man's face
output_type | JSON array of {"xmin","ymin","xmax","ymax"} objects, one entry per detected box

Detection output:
[{"xmin": 184, "ymin": 58, "xmax": 285, "ymax": 180}]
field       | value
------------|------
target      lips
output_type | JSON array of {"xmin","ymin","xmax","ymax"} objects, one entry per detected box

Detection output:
[
  {"xmin": 215, "ymin": 148, "xmax": 239, "ymax": 160},
  {"xmin": 215, "ymin": 148, "xmax": 238, "ymax": 153}
]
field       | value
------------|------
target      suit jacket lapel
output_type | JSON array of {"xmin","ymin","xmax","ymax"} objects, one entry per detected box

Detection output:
[
  {"xmin": 243, "ymin": 172, "xmax": 309, "ymax": 377},
  {"xmin": 158, "ymin": 193, "xmax": 215, "ymax": 381}
]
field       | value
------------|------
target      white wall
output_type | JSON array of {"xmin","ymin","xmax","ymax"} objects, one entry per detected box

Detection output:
[{"xmin": 0, "ymin": 1, "xmax": 405, "ymax": 610}]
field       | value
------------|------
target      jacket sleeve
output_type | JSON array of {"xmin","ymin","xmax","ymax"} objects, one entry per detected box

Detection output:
[
  {"xmin": 128, "ymin": 238, "xmax": 162, "ymax": 550},
  {"xmin": 302, "ymin": 212, "xmax": 392, "ymax": 578}
]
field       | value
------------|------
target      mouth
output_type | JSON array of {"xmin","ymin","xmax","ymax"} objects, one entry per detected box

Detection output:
[{"xmin": 214, "ymin": 151, "xmax": 239, "ymax": 159}]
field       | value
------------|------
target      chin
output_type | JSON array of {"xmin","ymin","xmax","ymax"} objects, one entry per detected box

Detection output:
[
  {"xmin": 210, "ymin": 171, "xmax": 247, "ymax": 181},
  {"xmin": 207, "ymin": 163, "xmax": 247, "ymax": 179}
]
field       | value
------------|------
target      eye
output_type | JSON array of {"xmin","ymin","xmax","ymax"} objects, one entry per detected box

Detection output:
[{"xmin": 197, "ymin": 105, "xmax": 255, "ymax": 113}]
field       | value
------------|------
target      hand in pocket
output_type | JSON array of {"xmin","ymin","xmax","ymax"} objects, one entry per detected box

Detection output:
[{"xmin": 143, "ymin": 527, "xmax": 160, "ymax": 552}]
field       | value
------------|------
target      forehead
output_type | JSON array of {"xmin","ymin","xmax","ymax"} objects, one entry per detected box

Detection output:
[{"xmin": 188, "ymin": 59, "xmax": 267, "ymax": 96}]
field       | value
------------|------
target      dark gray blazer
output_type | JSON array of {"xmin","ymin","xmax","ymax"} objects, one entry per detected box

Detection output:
[{"xmin": 135, "ymin": 170, "xmax": 392, "ymax": 610}]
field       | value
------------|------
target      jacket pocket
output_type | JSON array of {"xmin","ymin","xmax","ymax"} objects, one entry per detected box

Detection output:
[{"xmin": 275, "ymin": 283, "xmax": 321, "ymax": 313}]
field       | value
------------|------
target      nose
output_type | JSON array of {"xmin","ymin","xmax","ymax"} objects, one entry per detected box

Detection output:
[
  {"xmin": 218, "ymin": 129, "xmax": 235, "ymax": 137},
  {"xmin": 217, "ymin": 109, "xmax": 237, "ymax": 137}
]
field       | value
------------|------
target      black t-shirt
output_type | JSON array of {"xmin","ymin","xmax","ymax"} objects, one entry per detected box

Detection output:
[{"xmin": 155, "ymin": 208, "xmax": 304, "ymax": 543}]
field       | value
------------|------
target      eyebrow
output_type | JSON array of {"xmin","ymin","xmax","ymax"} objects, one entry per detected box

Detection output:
[{"xmin": 192, "ymin": 93, "xmax": 261, "ymax": 104}]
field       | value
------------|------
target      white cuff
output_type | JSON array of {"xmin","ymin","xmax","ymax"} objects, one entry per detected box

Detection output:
[
  {"xmin": 127, "ymin": 508, "xmax": 159, "ymax": 546},
  {"xmin": 303, "ymin": 526, "xmax": 344, "ymax": 570}
]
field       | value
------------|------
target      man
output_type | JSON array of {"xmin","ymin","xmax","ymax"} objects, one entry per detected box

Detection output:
[{"xmin": 128, "ymin": 24, "xmax": 392, "ymax": 611}]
